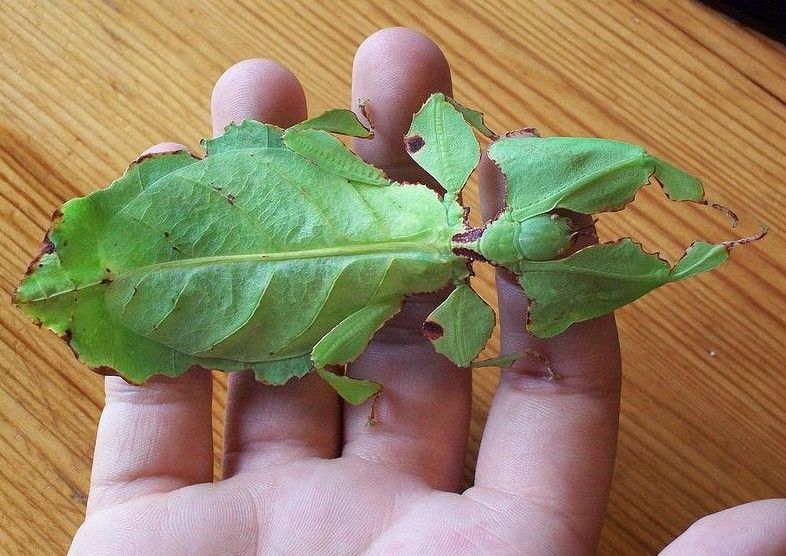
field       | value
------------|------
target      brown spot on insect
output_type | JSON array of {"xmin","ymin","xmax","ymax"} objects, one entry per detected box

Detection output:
[
  {"xmin": 92, "ymin": 365, "xmax": 120, "ymax": 377},
  {"xmin": 100, "ymin": 277, "xmax": 113, "ymax": 285},
  {"xmin": 404, "ymin": 134, "xmax": 425, "ymax": 154},
  {"xmin": 227, "ymin": 193, "xmax": 236, "ymax": 205},
  {"xmin": 24, "ymin": 235, "xmax": 56, "ymax": 275},
  {"xmin": 60, "ymin": 328, "xmax": 81, "ymax": 360},
  {"xmin": 164, "ymin": 231, "xmax": 170, "ymax": 238},
  {"xmin": 452, "ymin": 228, "xmax": 483, "ymax": 243},
  {"xmin": 452, "ymin": 246, "xmax": 489, "ymax": 263},
  {"xmin": 505, "ymin": 127, "xmax": 540, "ymax": 138},
  {"xmin": 422, "ymin": 320, "xmax": 444, "ymax": 340}
]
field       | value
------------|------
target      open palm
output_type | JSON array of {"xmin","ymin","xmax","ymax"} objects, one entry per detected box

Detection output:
[
  {"xmin": 68, "ymin": 28, "xmax": 620, "ymax": 555},
  {"xmin": 68, "ymin": 28, "xmax": 785, "ymax": 556}
]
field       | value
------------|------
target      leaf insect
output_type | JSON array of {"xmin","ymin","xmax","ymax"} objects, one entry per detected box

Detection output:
[{"xmin": 14, "ymin": 94, "xmax": 766, "ymax": 406}]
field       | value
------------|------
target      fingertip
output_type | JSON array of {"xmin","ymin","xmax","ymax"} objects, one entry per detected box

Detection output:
[
  {"xmin": 353, "ymin": 27, "xmax": 451, "ymax": 79},
  {"xmin": 137, "ymin": 142, "xmax": 191, "ymax": 161},
  {"xmin": 211, "ymin": 58, "xmax": 307, "ymax": 135},
  {"xmin": 351, "ymin": 27, "xmax": 452, "ymax": 169}
]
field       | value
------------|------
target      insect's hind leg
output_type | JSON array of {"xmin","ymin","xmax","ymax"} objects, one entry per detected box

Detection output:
[{"xmin": 311, "ymin": 297, "xmax": 402, "ymax": 408}]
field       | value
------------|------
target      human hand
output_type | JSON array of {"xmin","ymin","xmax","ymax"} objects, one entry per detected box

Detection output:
[{"xmin": 70, "ymin": 27, "xmax": 784, "ymax": 556}]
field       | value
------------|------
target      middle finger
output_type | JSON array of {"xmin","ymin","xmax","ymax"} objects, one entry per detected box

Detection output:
[{"xmin": 341, "ymin": 28, "xmax": 473, "ymax": 493}]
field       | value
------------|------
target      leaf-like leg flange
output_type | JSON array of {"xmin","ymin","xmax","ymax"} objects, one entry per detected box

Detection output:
[
  {"xmin": 487, "ymin": 136, "xmax": 740, "ymax": 225},
  {"xmin": 443, "ymin": 97, "xmax": 498, "ymax": 139},
  {"xmin": 251, "ymin": 353, "xmax": 312, "ymax": 385},
  {"xmin": 282, "ymin": 128, "xmax": 390, "ymax": 187},
  {"xmin": 668, "ymin": 226, "xmax": 768, "ymax": 282},
  {"xmin": 519, "ymin": 228, "xmax": 769, "ymax": 337},
  {"xmin": 315, "ymin": 368, "xmax": 381, "ymax": 407},
  {"xmin": 288, "ymin": 108, "xmax": 373, "ymax": 138},
  {"xmin": 422, "ymin": 283, "xmax": 495, "ymax": 367},
  {"xmin": 312, "ymin": 298, "xmax": 401, "ymax": 367},
  {"xmin": 520, "ymin": 239, "xmax": 672, "ymax": 338},
  {"xmin": 471, "ymin": 349, "xmax": 557, "ymax": 380},
  {"xmin": 405, "ymin": 93, "xmax": 482, "ymax": 205},
  {"xmin": 311, "ymin": 298, "xmax": 401, "ymax": 405}
]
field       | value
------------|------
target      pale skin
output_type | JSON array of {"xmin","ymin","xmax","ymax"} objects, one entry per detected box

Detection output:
[{"xmin": 69, "ymin": 28, "xmax": 786, "ymax": 555}]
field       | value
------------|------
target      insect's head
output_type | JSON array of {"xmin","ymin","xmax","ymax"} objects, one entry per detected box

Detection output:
[{"xmin": 476, "ymin": 212, "xmax": 574, "ymax": 267}]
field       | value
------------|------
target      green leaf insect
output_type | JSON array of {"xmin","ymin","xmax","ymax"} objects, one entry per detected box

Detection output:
[{"xmin": 14, "ymin": 93, "xmax": 766, "ymax": 405}]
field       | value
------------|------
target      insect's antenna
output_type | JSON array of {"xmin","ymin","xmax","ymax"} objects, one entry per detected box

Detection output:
[
  {"xmin": 722, "ymin": 225, "xmax": 768, "ymax": 249},
  {"xmin": 708, "ymin": 201, "xmax": 740, "ymax": 228}
]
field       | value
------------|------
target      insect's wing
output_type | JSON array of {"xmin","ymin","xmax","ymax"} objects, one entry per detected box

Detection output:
[{"xmin": 422, "ymin": 284, "xmax": 495, "ymax": 367}]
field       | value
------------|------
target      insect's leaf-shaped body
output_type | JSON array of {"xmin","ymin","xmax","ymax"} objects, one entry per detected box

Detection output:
[{"xmin": 16, "ymin": 120, "xmax": 467, "ymax": 386}]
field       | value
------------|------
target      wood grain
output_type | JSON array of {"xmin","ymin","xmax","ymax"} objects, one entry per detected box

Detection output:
[{"xmin": 1, "ymin": 1, "xmax": 784, "ymax": 554}]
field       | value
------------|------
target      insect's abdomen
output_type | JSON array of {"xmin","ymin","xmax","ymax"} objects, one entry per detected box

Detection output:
[{"xmin": 106, "ymin": 251, "xmax": 453, "ymax": 362}]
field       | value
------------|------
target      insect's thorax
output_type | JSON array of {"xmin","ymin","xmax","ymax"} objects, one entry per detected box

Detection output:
[{"xmin": 476, "ymin": 211, "xmax": 573, "ymax": 268}]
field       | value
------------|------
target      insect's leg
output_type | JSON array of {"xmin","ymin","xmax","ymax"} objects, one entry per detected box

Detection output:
[
  {"xmin": 423, "ymin": 284, "xmax": 495, "ymax": 367},
  {"xmin": 471, "ymin": 348, "xmax": 557, "ymax": 380},
  {"xmin": 250, "ymin": 353, "xmax": 312, "ymax": 385},
  {"xmin": 518, "ymin": 240, "xmax": 671, "ymax": 338},
  {"xmin": 314, "ymin": 367, "xmax": 381, "ymax": 408},
  {"xmin": 311, "ymin": 298, "xmax": 402, "ymax": 406}
]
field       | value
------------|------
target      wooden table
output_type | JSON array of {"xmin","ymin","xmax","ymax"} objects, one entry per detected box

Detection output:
[{"xmin": 1, "ymin": 2, "xmax": 783, "ymax": 554}]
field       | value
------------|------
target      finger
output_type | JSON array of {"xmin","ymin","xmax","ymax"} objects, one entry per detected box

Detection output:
[
  {"xmin": 211, "ymin": 59, "xmax": 306, "ymax": 132},
  {"xmin": 87, "ymin": 141, "xmax": 214, "ymax": 515},
  {"xmin": 659, "ymin": 499, "xmax": 786, "ymax": 555},
  {"xmin": 212, "ymin": 59, "xmax": 342, "ymax": 477},
  {"xmin": 465, "ymin": 155, "xmax": 622, "ymax": 551},
  {"xmin": 139, "ymin": 142, "xmax": 189, "ymax": 157},
  {"xmin": 341, "ymin": 27, "xmax": 472, "ymax": 492},
  {"xmin": 88, "ymin": 368, "xmax": 213, "ymax": 515}
]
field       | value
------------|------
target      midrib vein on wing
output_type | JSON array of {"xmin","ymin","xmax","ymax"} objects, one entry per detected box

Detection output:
[{"xmin": 21, "ymin": 240, "xmax": 448, "ymax": 303}]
